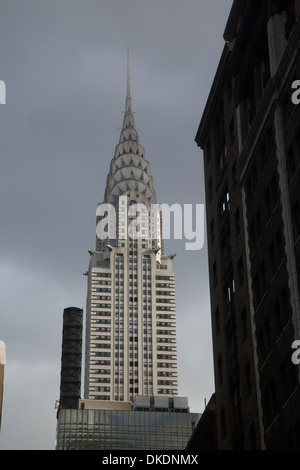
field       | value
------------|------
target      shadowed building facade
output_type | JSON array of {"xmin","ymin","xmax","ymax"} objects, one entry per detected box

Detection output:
[{"xmin": 195, "ymin": 0, "xmax": 300, "ymax": 450}]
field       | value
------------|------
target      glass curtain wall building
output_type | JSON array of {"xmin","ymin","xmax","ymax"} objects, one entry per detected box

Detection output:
[{"xmin": 56, "ymin": 407, "xmax": 200, "ymax": 451}]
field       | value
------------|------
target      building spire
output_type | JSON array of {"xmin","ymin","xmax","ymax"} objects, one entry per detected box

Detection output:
[
  {"xmin": 125, "ymin": 47, "xmax": 132, "ymax": 114},
  {"xmin": 103, "ymin": 50, "xmax": 157, "ymax": 207},
  {"xmin": 127, "ymin": 46, "xmax": 130, "ymax": 98}
]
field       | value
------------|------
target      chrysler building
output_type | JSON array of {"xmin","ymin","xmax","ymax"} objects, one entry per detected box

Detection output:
[{"xmin": 84, "ymin": 55, "xmax": 178, "ymax": 403}]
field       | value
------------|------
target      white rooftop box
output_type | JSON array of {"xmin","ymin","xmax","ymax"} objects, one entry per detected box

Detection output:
[
  {"xmin": 173, "ymin": 396, "xmax": 189, "ymax": 410},
  {"xmin": 133, "ymin": 396, "xmax": 151, "ymax": 408},
  {"xmin": 154, "ymin": 396, "xmax": 169, "ymax": 408}
]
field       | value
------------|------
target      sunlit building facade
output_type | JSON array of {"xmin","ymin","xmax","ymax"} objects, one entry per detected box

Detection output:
[
  {"xmin": 84, "ymin": 58, "xmax": 178, "ymax": 403},
  {"xmin": 55, "ymin": 57, "xmax": 201, "ymax": 450}
]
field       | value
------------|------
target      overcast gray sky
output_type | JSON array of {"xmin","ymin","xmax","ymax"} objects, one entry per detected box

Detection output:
[{"xmin": 0, "ymin": 0, "xmax": 233, "ymax": 449}]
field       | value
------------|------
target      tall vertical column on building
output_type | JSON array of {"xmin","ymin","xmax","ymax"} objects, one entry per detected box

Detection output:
[
  {"xmin": 84, "ymin": 54, "xmax": 178, "ymax": 403},
  {"xmin": 266, "ymin": 0, "xmax": 287, "ymax": 77},
  {"xmin": 59, "ymin": 307, "xmax": 83, "ymax": 410},
  {"xmin": 267, "ymin": 1, "xmax": 300, "ymax": 344}
]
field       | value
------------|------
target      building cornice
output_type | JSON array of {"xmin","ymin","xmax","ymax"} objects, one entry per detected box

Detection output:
[
  {"xmin": 195, "ymin": 45, "xmax": 230, "ymax": 149},
  {"xmin": 237, "ymin": 16, "xmax": 300, "ymax": 183}
]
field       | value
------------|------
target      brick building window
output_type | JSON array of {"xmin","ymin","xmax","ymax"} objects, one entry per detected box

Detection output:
[
  {"xmin": 214, "ymin": 306, "xmax": 220, "ymax": 336},
  {"xmin": 274, "ymin": 286, "xmax": 291, "ymax": 338},
  {"xmin": 213, "ymin": 261, "xmax": 218, "ymax": 289},
  {"xmin": 245, "ymin": 362, "xmax": 252, "ymax": 398},
  {"xmin": 210, "ymin": 218, "xmax": 215, "ymax": 244},
  {"xmin": 241, "ymin": 307, "xmax": 248, "ymax": 341},
  {"xmin": 285, "ymin": 0, "xmax": 296, "ymax": 39},
  {"xmin": 238, "ymin": 256, "xmax": 244, "ymax": 287},
  {"xmin": 235, "ymin": 208, "xmax": 241, "ymax": 237},
  {"xmin": 218, "ymin": 355, "xmax": 223, "ymax": 385},
  {"xmin": 220, "ymin": 190, "xmax": 230, "ymax": 220}
]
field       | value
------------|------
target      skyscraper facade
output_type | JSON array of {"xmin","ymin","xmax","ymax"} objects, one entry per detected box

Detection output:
[
  {"xmin": 84, "ymin": 56, "xmax": 178, "ymax": 403},
  {"xmin": 195, "ymin": 0, "xmax": 300, "ymax": 449}
]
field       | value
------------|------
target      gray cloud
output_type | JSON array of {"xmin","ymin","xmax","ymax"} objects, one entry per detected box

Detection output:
[{"xmin": 0, "ymin": 0, "xmax": 232, "ymax": 449}]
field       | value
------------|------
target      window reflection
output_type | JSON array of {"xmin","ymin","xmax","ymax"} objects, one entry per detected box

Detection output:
[{"xmin": 56, "ymin": 409, "xmax": 200, "ymax": 450}]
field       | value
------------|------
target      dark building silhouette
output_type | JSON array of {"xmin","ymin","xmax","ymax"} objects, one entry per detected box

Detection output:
[
  {"xmin": 195, "ymin": 0, "xmax": 300, "ymax": 449},
  {"xmin": 59, "ymin": 307, "xmax": 83, "ymax": 410},
  {"xmin": 186, "ymin": 394, "xmax": 218, "ymax": 451}
]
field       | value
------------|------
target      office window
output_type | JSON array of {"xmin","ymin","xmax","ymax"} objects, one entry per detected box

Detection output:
[
  {"xmin": 235, "ymin": 208, "xmax": 241, "ymax": 237},
  {"xmin": 214, "ymin": 306, "xmax": 220, "ymax": 336},
  {"xmin": 220, "ymin": 190, "xmax": 230, "ymax": 218},
  {"xmin": 280, "ymin": 355, "xmax": 298, "ymax": 403},
  {"xmin": 210, "ymin": 218, "xmax": 215, "ymax": 244},
  {"xmin": 238, "ymin": 256, "xmax": 244, "ymax": 287},
  {"xmin": 213, "ymin": 262, "xmax": 217, "ymax": 289},
  {"xmin": 245, "ymin": 363, "xmax": 252, "ymax": 398},
  {"xmin": 218, "ymin": 356, "xmax": 223, "ymax": 385},
  {"xmin": 241, "ymin": 307, "xmax": 248, "ymax": 341},
  {"xmin": 208, "ymin": 176, "xmax": 213, "ymax": 202}
]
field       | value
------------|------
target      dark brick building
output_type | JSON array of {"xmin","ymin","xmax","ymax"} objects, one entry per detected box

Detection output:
[{"xmin": 195, "ymin": 0, "xmax": 300, "ymax": 449}]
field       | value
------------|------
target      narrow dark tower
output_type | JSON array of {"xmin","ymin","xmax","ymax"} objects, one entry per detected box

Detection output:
[{"xmin": 59, "ymin": 307, "xmax": 83, "ymax": 410}]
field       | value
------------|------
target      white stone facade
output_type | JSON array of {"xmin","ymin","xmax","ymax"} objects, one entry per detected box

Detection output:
[{"xmin": 84, "ymin": 64, "xmax": 178, "ymax": 402}]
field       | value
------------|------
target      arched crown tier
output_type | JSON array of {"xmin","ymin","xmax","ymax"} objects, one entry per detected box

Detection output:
[{"xmin": 103, "ymin": 55, "xmax": 157, "ymax": 206}]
